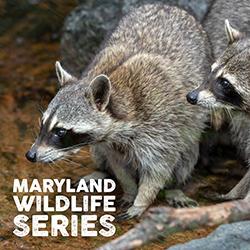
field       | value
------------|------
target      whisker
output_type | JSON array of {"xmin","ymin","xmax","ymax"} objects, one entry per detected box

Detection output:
[
  {"xmin": 56, "ymin": 143, "xmax": 87, "ymax": 153},
  {"xmin": 62, "ymin": 157, "xmax": 82, "ymax": 167},
  {"xmin": 226, "ymin": 107, "xmax": 234, "ymax": 126},
  {"xmin": 51, "ymin": 159, "xmax": 64, "ymax": 170},
  {"xmin": 48, "ymin": 162, "xmax": 53, "ymax": 169},
  {"xmin": 37, "ymin": 103, "xmax": 45, "ymax": 114},
  {"xmin": 19, "ymin": 141, "xmax": 33, "ymax": 145}
]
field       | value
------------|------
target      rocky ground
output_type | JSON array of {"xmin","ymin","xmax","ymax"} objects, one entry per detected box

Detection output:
[{"xmin": 0, "ymin": 1, "xmax": 247, "ymax": 249}]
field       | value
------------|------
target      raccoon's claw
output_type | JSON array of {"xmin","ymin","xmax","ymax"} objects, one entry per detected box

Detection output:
[
  {"xmin": 180, "ymin": 199, "xmax": 198, "ymax": 208},
  {"xmin": 116, "ymin": 212, "xmax": 132, "ymax": 222},
  {"xmin": 165, "ymin": 189, "xmax": 198, "ymax": 208},
  {"xmin": 167, "ymin": 197, "xmax": 198, "ymax": 208},
  {"xmin": 116, "ymin": 205, "xmax": 145, "ymax": 221},
  {"xmin": 116, "ymin": 199, "xmax": 133, "ymax": 209},
  {"xmin": 116, "ymin": 194, "xmax": 135, "ymax": 209}
]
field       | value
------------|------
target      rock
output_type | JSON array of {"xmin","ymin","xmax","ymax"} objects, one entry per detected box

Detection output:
[
  {"xmin": 61, "ymin": 0, "xmax": 214, "ymax": 75},
  {"xmin": 61, "ymin": 0, "xmax": 122, "ymax": 76},
  {"xmin": 168, "ymin": 221, "xmax": 250, "ymax": 250}
]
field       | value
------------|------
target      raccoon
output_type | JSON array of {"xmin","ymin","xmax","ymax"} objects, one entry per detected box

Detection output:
[
  {"xmin": 186, "ymin": 0, "xmax": 250, "ymax": 200},
  {"xmin": 26, "ymin": 4, "xmax": 212, "ymax": 219}
]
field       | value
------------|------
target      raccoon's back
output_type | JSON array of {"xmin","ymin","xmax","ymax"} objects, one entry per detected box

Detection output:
[
  {"xmin": 108, "ymin": 4, "xmax": 212, "ymax": 85},
  {"xmin": 203, "ymin": 0, "xmax": 250, "ymax": 57}
]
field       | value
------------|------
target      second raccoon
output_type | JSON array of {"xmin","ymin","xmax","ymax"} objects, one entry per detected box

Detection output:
[{"xmin": 187, "ymin": 0, "xmax": 250, "ymax": 200}]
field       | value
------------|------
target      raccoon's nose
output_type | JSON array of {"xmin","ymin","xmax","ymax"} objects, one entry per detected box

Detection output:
[
  {"xmin": 25, "ymin": 150, "xmax": 37, "ymax": 162},
  {"xmin": 186, "ymin": 90, "xmax": 198, "ymax": 105}
]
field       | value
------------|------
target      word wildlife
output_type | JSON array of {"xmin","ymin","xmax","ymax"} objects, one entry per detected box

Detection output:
[{"xmin": 12, "ymin": 178, "xmax": 116, "ymax": 237}]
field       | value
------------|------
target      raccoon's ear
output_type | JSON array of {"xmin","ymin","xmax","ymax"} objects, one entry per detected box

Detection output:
[
  {"xmin": 89, "ymin": 74, "xmax": 111, "ymax": 111},
  {"xmin": 55, "ymin": 61, "xmax": 76, "ymax": 86},
  {"xmin": 225, "ymin": 19, "xmax": 242, "ymax": 44}
]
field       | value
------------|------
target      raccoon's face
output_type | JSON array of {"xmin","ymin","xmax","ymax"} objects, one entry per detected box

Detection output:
[
  {"xmin": 26, "ymin": 62, "xmax": 114, "ymax": 163},
  {"xmin": 187, "ymin": 20, "xmax": 250, "ymax": 111}
]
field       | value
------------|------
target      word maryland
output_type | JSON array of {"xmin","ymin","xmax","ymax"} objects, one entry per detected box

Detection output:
[{"xmin": 12, "ymin": 178, "xmax": 116, "ymax": 237}]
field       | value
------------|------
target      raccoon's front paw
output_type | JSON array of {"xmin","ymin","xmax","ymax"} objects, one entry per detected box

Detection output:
[
  {"xmin": 116, "ymin": 205, "xmax": 146, "ymax": 221},
  {"xmin": 165, "ymin": 189, "xmax": 198, "ymax": 208}
]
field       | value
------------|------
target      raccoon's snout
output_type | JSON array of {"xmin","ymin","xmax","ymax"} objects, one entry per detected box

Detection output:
[
  {"xmin": 25, "ymin": 149, "xmax": 37, "ymax": 162},
  {"xmin": 186, "ymin": 90, "xmax": 199, "ymax": 105}
]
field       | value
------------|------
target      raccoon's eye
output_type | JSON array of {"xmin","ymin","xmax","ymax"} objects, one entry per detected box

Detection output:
[
  {"xmin": 53, "ymin": 128, "xmax": 67, "ymax": 138},
  {"xmin": 218, "ymin": 78, "xmax": 231, "ymax": 89}
]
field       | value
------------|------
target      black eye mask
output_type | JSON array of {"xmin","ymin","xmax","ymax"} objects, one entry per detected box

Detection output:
[
  {"xmin": 49, "ymin": 128, "xmax": 93, "ymax": 150},
  {"xmin": 38, "ymin": 114, "xmax": 93, "ymax": 150},
  {"xmin": 212, "ymin": 77, "xmax": 243, "ymax": 108}
]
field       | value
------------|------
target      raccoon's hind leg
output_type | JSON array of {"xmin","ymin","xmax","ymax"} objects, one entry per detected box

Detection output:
[
  {"xmin": 117, "ymin": 143, "xmax": 200, "ymax": 221},
  {"xmin": 206, "ymin": 114, "xmax": 250, "ymax": 201},
  {"xmin": 164, "ymin": 143, "xmax": 199, "ymax": 208},
  {"xmin": 213, "ymin": 114, "xmax": 250, "ymax": 200},
  {"xmin": 207, "ymin": 168, "xmax": 250, "ymax": 201},
  {"xmin": 107, "ymin": 154, "xmax": 138, "ymax": 209},
  {"xmin": 73, "ymin": 145, "xmax": 110, "ymax": 188}
]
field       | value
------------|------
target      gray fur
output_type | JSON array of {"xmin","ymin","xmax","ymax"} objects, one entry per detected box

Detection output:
[
  {"xmin": 29, "ymin": 4, "xmax": 212, "ymax": 218},
  {"xmin": 190, "ymin": 0, "xmax": 250, "ymax": 200},
  {"xmin": 203, "ymin": 0, "xmax": 250, "ymax": 58}
]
